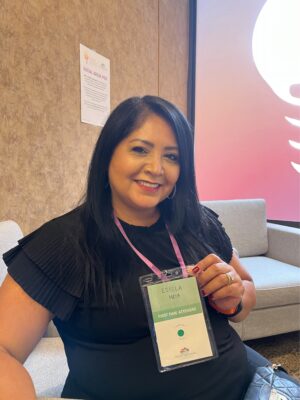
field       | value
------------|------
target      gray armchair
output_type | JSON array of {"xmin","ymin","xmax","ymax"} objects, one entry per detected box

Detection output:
[{"xmin": 203, "ymin": 199, "xmax": 300, "ymax": 340}]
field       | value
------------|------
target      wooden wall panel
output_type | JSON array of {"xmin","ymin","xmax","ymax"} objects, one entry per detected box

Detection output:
[
  {"xmin": 0, "ymin": 0, "xmax": 188, "ymax": 233},
  {"xmin": 159, "ymin": 0, "xmax": 189, "ymax": 115}
]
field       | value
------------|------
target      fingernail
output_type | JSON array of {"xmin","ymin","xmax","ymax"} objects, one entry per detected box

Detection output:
[
  {"xmin": 201, "ymin": 289, "xmax": 207, "ymax": 297},
  {"xmin": 192, "ymin": 266, "xmax": 200, "ymax": 274}
]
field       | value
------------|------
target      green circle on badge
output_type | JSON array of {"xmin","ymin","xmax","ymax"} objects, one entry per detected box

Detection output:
[{"xmin": 177, "ymin": 329, "xmax": 185, "ymax": 337}]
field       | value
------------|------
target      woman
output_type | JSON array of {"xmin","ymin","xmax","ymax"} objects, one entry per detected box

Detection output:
[{"xmin": 0, "ymin": 96, "xmax": 256, "ymax": 399}]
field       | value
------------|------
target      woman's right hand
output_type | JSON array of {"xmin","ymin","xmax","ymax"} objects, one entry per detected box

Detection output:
[
  {"xmin": 0, "ymin": 274, "xmax": 53, "ymax": 399},
  {"xmin": 188, "ymin": 252, "xmax": 256, "ymax": 322},
  {"xmin": 190, "ymin": 253, "xmax": 244, "ymax": 311}
]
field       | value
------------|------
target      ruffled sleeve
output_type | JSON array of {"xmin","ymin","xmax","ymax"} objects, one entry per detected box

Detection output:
[
  {"xmin": 201, "ymin": 206, "xmax": 233, "ymax": 264},
  {"xmin": 2, "ymin": 209, "xmax": 85, "ymax": 320}
]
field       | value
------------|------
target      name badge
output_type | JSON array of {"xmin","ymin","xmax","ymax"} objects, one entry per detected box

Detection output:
[{"xmin": 140, "ymin": 268, "xmax": 218, "ymax": 373}]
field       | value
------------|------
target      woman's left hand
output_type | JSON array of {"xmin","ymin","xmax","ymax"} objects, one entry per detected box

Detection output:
[{"xmin": 191, "ymin": 253, "xmax": 245, "ymax": 311}]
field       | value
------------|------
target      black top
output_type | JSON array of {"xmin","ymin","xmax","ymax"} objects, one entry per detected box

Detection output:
[{"xmin": 3, "ymin": 207, "xmax": 252, "ymax": 400}]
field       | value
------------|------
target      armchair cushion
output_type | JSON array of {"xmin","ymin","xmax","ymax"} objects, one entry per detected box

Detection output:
[
  {"xmin": 241, "ymin": 256, "xmax": 300, "ymax": 308},
  {"xmin": 24, "ymin": 337, "xmax": 68, "ymax": 397}
]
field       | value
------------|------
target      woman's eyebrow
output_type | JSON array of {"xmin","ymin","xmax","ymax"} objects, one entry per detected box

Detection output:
[{"xmin": 128, "ymin": 138, "xmax": 178, "ymax": 151}]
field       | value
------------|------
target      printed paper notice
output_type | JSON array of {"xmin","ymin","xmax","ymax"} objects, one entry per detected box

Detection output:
[{"xmin": 80, "ymin": 44, "xmax": 110, "ymax": 127}]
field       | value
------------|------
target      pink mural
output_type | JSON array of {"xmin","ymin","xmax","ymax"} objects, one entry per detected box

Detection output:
[{"xmin": 194, "ymin": 0, "xmax": 300, "ymax": 221}]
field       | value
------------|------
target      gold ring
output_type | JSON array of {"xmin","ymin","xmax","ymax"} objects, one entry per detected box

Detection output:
[{"xmin": 226, "ymin": 272, "xmax": 234, "ymax": 286}]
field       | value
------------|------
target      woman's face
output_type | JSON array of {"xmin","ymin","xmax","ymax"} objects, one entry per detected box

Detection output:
[{"xmin": 108, "ymin": 114, "xmax": 180, "ymax": 224}]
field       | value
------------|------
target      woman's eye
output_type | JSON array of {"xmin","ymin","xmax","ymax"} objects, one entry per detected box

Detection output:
[
  {"xmin": 131, "ymin": 146, "xmax": 148, "ymax": 154},
  {"xmin": 165, "ymin": 153, "xmax": 179, "ymax": 162}
]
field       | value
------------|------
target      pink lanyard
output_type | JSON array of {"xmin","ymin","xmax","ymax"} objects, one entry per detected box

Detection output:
[{"xmin": 114, "ymin": 215, "xmax": 188, "ymax": 280}]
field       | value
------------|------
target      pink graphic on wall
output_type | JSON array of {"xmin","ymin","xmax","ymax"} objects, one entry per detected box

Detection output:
[
  {"xmin": 252, "ymin": 0, "xmax": 300, "ymax": 173},
  {"xmin": 194, "ymin": 0, "xmax": 300, "ymax": 221}
]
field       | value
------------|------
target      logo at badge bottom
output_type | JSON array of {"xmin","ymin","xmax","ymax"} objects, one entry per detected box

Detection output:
[{"xmin": 180, "ymin": 347, "xmax": 190, "ymax": 354}]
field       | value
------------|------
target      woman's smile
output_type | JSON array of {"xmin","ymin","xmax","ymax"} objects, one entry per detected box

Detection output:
[{"xmin": 135, "ymin": 179, "xmax": 161, "ymax": 192}]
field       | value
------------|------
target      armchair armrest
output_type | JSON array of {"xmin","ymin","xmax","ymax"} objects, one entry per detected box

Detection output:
[{"xmin": 266, "ymin": 223, "xmax": 300, "ymax": 267}]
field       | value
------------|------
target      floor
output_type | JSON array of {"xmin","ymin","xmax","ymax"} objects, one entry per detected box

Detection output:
[{"xmin": 245, "ymin": 331, "xmax": 300, "ymax": 381}]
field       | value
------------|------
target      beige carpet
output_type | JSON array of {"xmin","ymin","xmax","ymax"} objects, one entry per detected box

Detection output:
[{"xmin": 245, "ymin": 331, "xmax": 300, "ymax": 381}]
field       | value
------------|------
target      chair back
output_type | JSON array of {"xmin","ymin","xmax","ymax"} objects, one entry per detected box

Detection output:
[
  {"xmin": 0, "ymin": 220, "xmax": 23, "ymax": 284},
  {"xmin": 202, "ymin": 199, "xmax": 268, "ymax": 257}
]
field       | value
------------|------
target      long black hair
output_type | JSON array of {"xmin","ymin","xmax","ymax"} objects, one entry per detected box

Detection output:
[{"xmin": 79, "ymin": 96, "xmax": 207, "ymax": 305}]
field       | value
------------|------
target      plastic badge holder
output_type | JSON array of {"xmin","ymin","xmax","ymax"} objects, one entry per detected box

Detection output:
[{"xmin": 140, "ymin": 267, "xmax": 218, "ymax": 373}]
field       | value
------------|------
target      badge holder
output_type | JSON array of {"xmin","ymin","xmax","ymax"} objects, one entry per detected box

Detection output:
[{"xmin": 140, "ymin": 267, "xmax": 218, "ymax": 373}]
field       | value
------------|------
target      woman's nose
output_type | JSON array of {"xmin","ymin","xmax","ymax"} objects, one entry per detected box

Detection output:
[{"xmin": 145, "ymin": 156, "xmax": 164, "ymax": 176}]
